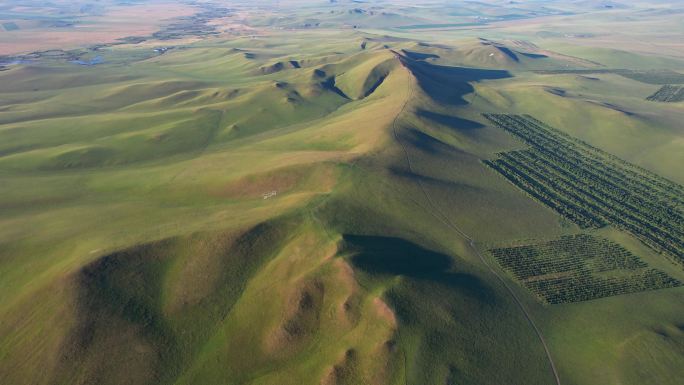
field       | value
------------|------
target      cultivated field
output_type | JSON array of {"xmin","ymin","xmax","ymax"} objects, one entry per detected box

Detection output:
[
  {"xmin": 483, "ymin": 114, "xmax": 684, "ymax": 264},
  {"xmin": 490, "ymin": 235, "xmax": 681, "ymax": 304},
  {"xmin": 648, "ymin": 85, "xmax": 684, "ymax": 102}
]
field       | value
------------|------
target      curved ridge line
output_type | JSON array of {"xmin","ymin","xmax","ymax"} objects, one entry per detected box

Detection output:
[{"xmin": 391, "ymin": 52, "xmax": 562, "ymax": 385}]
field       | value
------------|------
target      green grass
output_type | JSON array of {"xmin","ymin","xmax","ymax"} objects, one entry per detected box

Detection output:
[
  {"xmin": 1, "ymin": 4, "xmax": 684, "ymax": 385},
  {"xmin": 536, "ymin": 69, "xmax": 684, "ymax": 85}
]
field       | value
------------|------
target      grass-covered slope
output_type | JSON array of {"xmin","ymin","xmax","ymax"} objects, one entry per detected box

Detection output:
[{"xmin": 1, "ymin": 23, "xmax": 683, "ymax": 385}]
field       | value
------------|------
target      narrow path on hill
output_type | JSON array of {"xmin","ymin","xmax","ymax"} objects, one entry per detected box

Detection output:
[{"xmin": 391, "ymin": 55, "xmax": 562, "ymax": 385}]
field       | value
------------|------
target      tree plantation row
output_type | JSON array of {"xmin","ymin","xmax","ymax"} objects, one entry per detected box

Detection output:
[
  {"xmin": 483, "ymin": 114, "xmax": 684, "ymax": 265},
  {"xmin": 647, "ymin": 85, "xmax": 684, "ymax": 102},
  {"xmin": 489, "ymin": 235, "xmax": 681, "ymax": 304}
]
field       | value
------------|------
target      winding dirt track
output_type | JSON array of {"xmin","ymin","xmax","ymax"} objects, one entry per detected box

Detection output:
[{"xmin": 391, "ymin": 53, "xmax": 562, "ymax": 385}]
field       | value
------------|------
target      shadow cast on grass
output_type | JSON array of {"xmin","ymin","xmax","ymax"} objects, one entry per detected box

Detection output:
[
  {"xmin": 416, "ymin": 109, "xmax": 485, "ymax": 130},
  {"xmin": 401, "ymin": 49, "xmax": 440, "ymax": 61},
  {"xmin": 341, "ymin": 234, "xmax": 491, "ymax": 300},
  {"xmin": 399, "ymin": 54, "xmax": 511, "ymax": 105},
  {"xmin": 400, "ymin": 127, "xmax": 453, "ymax": 155}
]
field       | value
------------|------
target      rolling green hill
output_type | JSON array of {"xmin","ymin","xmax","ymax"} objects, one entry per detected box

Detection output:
[{"xmin": 1, "ymin": 2, "xmax": 683, "ymax": 385}]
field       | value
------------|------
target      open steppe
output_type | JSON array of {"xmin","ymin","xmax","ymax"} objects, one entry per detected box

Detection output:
[{"xmin": 1, "ymin": 1, "xmax": 683, "ymax": 385}]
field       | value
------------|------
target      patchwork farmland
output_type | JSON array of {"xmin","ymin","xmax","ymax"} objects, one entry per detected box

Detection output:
[
  {"xmin": 647, "ymin": 85, "xmax": 684, "ymax": 102},
  {"xmin": 489, "ymin": 235, "xmax": 681, "ymax": 304},
  {"xmin": 483, "ymin": 114, "xmax": 684, "ymax": 264}
]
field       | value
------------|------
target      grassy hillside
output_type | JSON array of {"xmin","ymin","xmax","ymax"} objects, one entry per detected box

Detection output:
[{"xmin": 1, "ymin": 3, "xmax": 684, "ymax": 385}]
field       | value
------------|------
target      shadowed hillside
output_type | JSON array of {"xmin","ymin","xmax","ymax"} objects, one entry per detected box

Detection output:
[{"xmin": 396, "ymin": 51, "xmax": 511, "ymax": 105}]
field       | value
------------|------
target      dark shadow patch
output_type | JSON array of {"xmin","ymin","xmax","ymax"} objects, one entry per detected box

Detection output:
[
  {"xmin": 400, "ymin": 127, "xmax": 453, "ymax": 154},
  {"xmin": 416, "ymin": 109, "xmax": 484, "ymax": 130},
  {"xmin": 389, "ymin": 167, "xmax": 483, "ymax": 193},
  {"xmin": 577, "ymin": 75, "xmax": 600, "ymax": 81},
  {"xmin": 343, "ymin": 235, "xmax": 449, "ymax": 276},
  {"xmin": 416, "ymin": 42, "xmax": 452, "ymax": 49},
  {"xmin": 313, "ymin": 68, "xmax": 327, "ymax": 78},
  {"xmin": 321, "ymin": 76, "xmax": 350, "ymax": 99},
  {"xmin": 401, "ymin": 49, "xmax": 440, "ymax": 61},
  {"xmin": 495, "ymin": 46, "xmax": 519, "ymax": 62},
  {"xmin": 396, "ymin": 53, "xmax": 511, "ymax": 105},
  {"xmin": 341, "ymin": 234, "xmax": 491, "ymax": 297},
  {"xmin": 261, "ymin": 62, "xmax": 285, "ymax": 74},
  {"xmin": 544, "ymin": 87, "xmax": 567, "ymax": 97},
  {"xmin": 519, "ymin": 52, "xmax": 548, "ymax": 59},
  {"xmin": 447, "ymin": 365, "xmax": 463, "ymax": 385},
  {"xmin": 363, "ymin": 74, "xmax": 387, "ymax": 98},
  {"xmin": 587, "ymin": 100, "xmax": 636, "ymax": 116}
]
